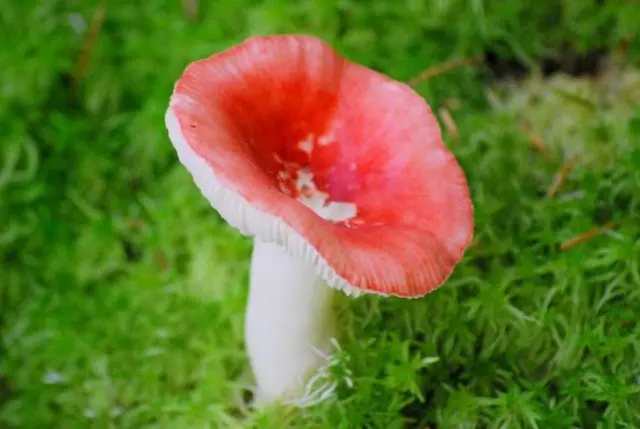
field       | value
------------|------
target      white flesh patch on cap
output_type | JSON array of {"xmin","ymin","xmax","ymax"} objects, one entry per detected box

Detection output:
[
  {"xmin": 317, "ymin": 134, "xmax": 334, "ymax": 146},
  {"xmin": 166, "ymin": 103, "xmax": 399, "ymax": 298},
  {"xmin": 293, "ymin": 168, "xmax": 357, "ymax": 223},
  {"xmin": 298, "ymin": 134, "xmax": 314, "ymax": 154}
]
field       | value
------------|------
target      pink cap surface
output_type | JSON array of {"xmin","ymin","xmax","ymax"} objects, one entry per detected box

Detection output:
[{"xmin": 165, "ymin": 35, "xmax": 474, "ymax": 298}]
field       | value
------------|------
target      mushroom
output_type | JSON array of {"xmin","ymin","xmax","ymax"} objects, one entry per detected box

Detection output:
[{"xmin": 165, "ymin": 35, "xmax": 474, "ymax": 405}]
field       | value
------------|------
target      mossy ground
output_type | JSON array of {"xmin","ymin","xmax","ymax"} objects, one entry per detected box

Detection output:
[{"xmin": 1, "ymin": 1, "xmax": 639, "ymax": 428}]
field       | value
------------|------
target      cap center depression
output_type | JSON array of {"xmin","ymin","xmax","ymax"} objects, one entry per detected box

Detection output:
[{"xmin": 265, "ymin": 131, "xmax": 362, "ymax": 226}]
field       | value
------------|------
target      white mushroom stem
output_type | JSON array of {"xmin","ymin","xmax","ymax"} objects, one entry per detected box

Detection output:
[{"xmin": 245, "ymin": 239, "xmax": 335, "ymax": 405}]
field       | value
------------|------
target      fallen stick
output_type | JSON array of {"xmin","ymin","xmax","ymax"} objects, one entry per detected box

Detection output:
[
  {"xmin": 73, "ymin": 1, "xmax": 108, "ymax": 86},
  {"xmin": 182, "ymin": 0, "xmax": 199, "ymax": 21},
  {"xmin": 547, "ymin": 155, "xmax": 578, "ymax": 198},
  {"xmin": 438, "ymin": 107, "xmax": 459, "ymax": 144},
  {"xmin": 520, "ymin": 122, "xmax": 553, "ymax": 161},
  {"xmin": 407, "ymin": 55, "xmax": 484, "ymax": 87},
  {"xmin": 560, "ymin": 220, "xmax": 620, "ymax": 251}
]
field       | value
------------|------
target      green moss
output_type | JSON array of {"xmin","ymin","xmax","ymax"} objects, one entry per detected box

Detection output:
[
  {"xmin": 498, "ymin": 56, "xmax": 640, "ymax": 168},
  {"xmin": 1, "ymin": 1, "xmax": 639, "ymax": 428}
]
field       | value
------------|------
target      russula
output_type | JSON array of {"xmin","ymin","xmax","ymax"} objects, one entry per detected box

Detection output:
[{"xmin": 165, "ymin": 35, "xmax": 474, "ymax": 405}]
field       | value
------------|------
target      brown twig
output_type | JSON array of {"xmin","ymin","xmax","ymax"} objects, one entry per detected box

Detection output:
[
  {"xmin": 546, "ymin": 155, "xmax": 578, "ymax": 198},
  {"xmin": 615, "ymin": 39, "xmax": 630, "ymax": 56},
  {"xmin": 438, "ymin": 107, "xmax": 459, "ymax": 144},
  {"xmin": 443, "ymin": 97, "xmax": 460, "ymax": 110},
  {"xmin": 484, "ymin": 88, "xmax": 502, "ymax": 108},
  {"xmin": 73, "ymin": 0, "xmax": 108, "ymax": 86},
  {"xmin": 560, "ymin": 220, "xmax": 621, "ymax": 251},
  {"xmin": 520, "ymin": 122, "xmax": 553, "ymax": 161},
  {"xmin": 407, "ymin": 55, "xmax": 484, "ymax": 87},
  {"xmin": 155, "ymin": 249, "xmax": 170, "ymax": 271},
  {"xmin": 469, "ymin": 236, "xmax": 482, "ymax": 250},
  {"xmin": 181, "ymin": 0, "xmax": 199, "ymax": 21},
  {"xmin": 128, "ymin": 218, "xmax": 144, "ymax": 231}
]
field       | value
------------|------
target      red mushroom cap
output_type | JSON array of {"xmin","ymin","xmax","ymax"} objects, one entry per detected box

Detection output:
[{"xmin": 166, "ymin": 35, "xmax": 474, "ymax": 298}]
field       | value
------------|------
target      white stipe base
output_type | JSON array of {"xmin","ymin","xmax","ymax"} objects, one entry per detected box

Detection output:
[{"xmin": 245, "ymin": 239, "xmax": 335, "ymax": 405}]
